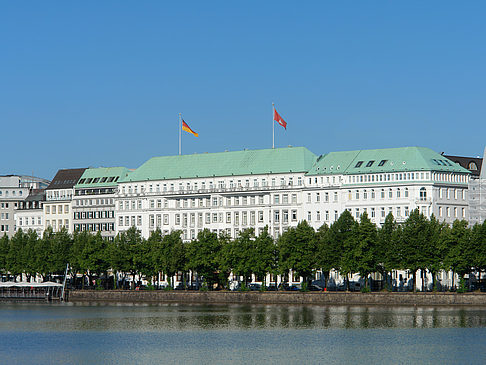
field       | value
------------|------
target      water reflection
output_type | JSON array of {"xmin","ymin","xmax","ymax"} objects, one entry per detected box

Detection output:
[{"xmin": 1, "ymin": 302, "xmax": 486, "ymax": 332}]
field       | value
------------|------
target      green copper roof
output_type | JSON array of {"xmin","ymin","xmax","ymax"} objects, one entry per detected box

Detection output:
[
  {"xmin": 306, "ymin": 147, "xmax": 471, "ymax": 176},
  {"xmin": 75, "ymin": 167, "xmax": 130, "ymax": 188},
  {"xmin": 122, "ymin": 147, "xmax": 318, "ymax": 182}
]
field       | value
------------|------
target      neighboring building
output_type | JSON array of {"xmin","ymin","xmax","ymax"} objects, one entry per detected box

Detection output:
[
  {"xmin": 73, "ymin": 167, "xmax": 130, "ymax": 239},
  {"xmin": 114, "ymin": 146, "xmax": 470, "ymax": 240},
  {"xmin": 447, "ymin": 148, "xmax": 486, "ymax": 225},
  {"xmin": 0, "ymin": 175, "xmax": 50, "ymax": 238},
  {"xmin": 443, "ymin": 153, "xmax": 483, "ymax": 178},
  {"xmin": 44, "ymin": 168, "xmax": 86, "ymax": 233},
  {"xmin": 15, "ymin": 189, "xmax": 46, "ymax": 237}
]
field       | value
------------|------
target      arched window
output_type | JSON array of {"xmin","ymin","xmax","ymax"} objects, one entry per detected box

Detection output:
[
  {"xmin": 420, "ymin": 187, "xmax": 427, "ymax": 201},
  {"xmin": 468, "ymin": 161, "xmax": 478, "ymax": 171}
]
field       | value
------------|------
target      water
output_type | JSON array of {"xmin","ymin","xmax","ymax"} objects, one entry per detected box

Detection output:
[{"xmin": 1, "ymin": 302, "xmax": 486, "ymax": 364}]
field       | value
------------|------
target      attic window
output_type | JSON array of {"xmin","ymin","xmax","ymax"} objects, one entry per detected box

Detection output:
[
  {"xmin": 378, "ymin": 160, "xmax": 387, "ymax": 167},
  {"xmin": 107, "ymin": 177, "xmax": 115, "ymax": 182},
  {"xmin": 100, "ymin": 177, "xmax": 108, "ymax": 183},
  {"xmin": 114, "ymin": 177, "xmax": 120, "ymax": 182},
  {"xmin": 93, "ymin": 178, "xmax": 100, "ymax": 183},
  {"xmin": 86, "ymin": 178, "xmax": 93, "ymax": 184},
  {"xmin": 366, "ymin": 161, "xmax": 375, "ymax": 167},
  {"xmin": 444, "ymin": 160, "xmax": 452, "ymax": 166},
  {"xmin": 355, "ymin": 161, "xmax": 363, "ymax": 168},
  {"xmin": 469, "ymin": 162, "xmax": 478, "ymax": 170},
  {"xmin": 78, "ymin": 178, "xmax": 86, "ymax": 184}
]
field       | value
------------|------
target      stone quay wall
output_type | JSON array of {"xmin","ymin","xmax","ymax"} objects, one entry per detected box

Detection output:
[{"xmin": 67, "ymin": 290, "xmax": 486, "ymax": 306}]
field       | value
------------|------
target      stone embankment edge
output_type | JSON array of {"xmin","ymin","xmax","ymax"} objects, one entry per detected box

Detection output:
[{"xmin": 67, "ymin": 290, "xmax": 486, "ymax": 306}]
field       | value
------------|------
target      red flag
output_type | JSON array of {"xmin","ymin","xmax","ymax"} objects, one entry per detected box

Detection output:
[{"xmin": 273, "ymin": 107, "xmax": 287, "ymax": 129}]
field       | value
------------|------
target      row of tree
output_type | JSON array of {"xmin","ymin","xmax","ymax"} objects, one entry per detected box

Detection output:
[{"xmin": 1, "ymin": 209, "xmax": 485, "ymax": 291}]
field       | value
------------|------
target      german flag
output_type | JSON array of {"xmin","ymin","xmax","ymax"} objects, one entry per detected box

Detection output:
[{"xmin": 182, "ymin": 119, "xmax": 198, "ymax": 137}]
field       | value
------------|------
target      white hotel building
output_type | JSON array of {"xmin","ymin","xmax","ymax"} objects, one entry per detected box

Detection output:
[{"xmin": 114, "ymin": 146, "xmax": 471, "ymax": 240}]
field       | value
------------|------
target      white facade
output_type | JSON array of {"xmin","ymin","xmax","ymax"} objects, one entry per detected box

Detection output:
[
  {"xmin": 44, "ymin": 199, "xmax": 73, "ymax": 233},
  {"xmin": 115, "ymin": 172, "xmax": 308, "ymax": 240},
  {"xmin": 114, "ymin": 169, "xmax": 469, "ymax": 239},
  {"xmin": 15, "ymin": 209, "xmax": 44, "ymax": 237}
]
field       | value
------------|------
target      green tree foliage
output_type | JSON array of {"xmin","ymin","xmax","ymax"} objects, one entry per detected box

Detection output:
[
  {"xmin": 329, "ymin": 210, "xmax": 356, "ymax": 290},
  {"xmin": 0, "ymin": 234, "xmax": 9, "ymax": 276},
  {"xmin": 316, "ymin": 223, "xmax": 335, "ymax": 288},
  {"xmin": 253, "ymin": 227, "xmax": 276, "ymax": 287},
  {"xmin": 278, "ymin": 221, "xmax": 317, "ymax": 285},
  {"xmin": 353, "ymin": 212, "xmax": 377, "ymax": 288},
  {"xmin": 400, "ymin": 209, "xmax": 433, "ymax": 292},
  {"xmin": 443, "ymin": 220, "xmax": 472, "ymax": 288},
  {"xmin": 376, "ymin": 213, "xmax": 399, "ymax": 289},
  {"xmin": 186, "ymin": 229, "xmax": 221, "ymax": 289}
]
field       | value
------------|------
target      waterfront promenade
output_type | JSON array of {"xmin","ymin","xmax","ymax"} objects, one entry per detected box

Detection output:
[{"xmin": 68, "ymin": 290, "xmax": 486, "ymax": 306}]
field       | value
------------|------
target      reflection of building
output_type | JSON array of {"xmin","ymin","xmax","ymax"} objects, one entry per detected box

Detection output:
[
  {"xmin": 73, "ymin": 167, "xmax": 130, "ymax": 239},
  {"xmin": 44, "ymin": 168, "xmax": 86, "ymax": 233},
  {"xmin": 444, "ymin": 149, "xmax": 485, "ymax": 225},
  {"xmin": 114, "ymin": 146, "xmax": 470, "ymax": 240},
  {"xmin": 0, "ymin": 175, "xmax": 50, "ymax": 238}
]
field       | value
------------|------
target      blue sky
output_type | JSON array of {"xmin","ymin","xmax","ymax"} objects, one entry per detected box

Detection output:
[{"xmin": 1, "ymin": 1, "xmax": 485, "ymax": 180}]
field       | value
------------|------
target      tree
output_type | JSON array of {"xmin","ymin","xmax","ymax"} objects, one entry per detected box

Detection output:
[
  {"xmin": 50, "ymin": 227, "xmax": 72, "ymax": 275},
  {"xmin": 6, "ymin": 229, "xmax": 27, "ymax": 281},
  {"xmin": 186, "ymin": 229, "xmax": 221, "ymax": 289},
  {"xmin": 232, "ymin": 228, "xmax": 257, "ymax": 286},
  {"xmin": 353, "ymin": 212, "xmax": 378, "ymax": 289},
  {"xmin": 376, "ymin": 213, "xmax": 399, "ymax": 290},
  {"xmin": 316, "ymin": 223, "xmax": 336, "ymax": 289},
  {"xmin": 329, "ymin": 210, "xmax": 356, "ymax": 291},
  {"xmin": 400, "ymin": 209, "xmax": 433, "ymax": 292},
  {"xmin": 0, "ymin": 234, "xmax": 10, "ymax": 278},
  {"xmin": 443, "ymin": 220, "xmax": 471, "ymax": 289},
  {"xmin": 254, "ymin": 227, "xmax": 276, "ymax": 288},
  {"xmin": 278, "ymin": 221, "xmax": 316, "ymax": 286}
]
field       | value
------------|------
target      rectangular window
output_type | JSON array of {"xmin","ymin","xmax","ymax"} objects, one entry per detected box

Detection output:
[
  {"xmin": 316, "ymin": 193, "xmax": 320, "ymax": 202},
  {"xmin": 234, "ymin": 212, "xmax": 240, "ymax": 225},
  {"xmin": 282, "ymin": 194, "xmax": 288, "ymax": 204},
  {"xmin": 282, "ymin": 210, "xmax": 288, "ymax": 223},
  {"xmin": 307, "ymin": 211, "xmax": 311, "ymax": 221},
  {"xmin": 258, "ymin": 211, "xmax": 264, "ymax": 223},
  {"xmin": 291, "ymin": 210, "xmax": 297, "ymax": 221}
]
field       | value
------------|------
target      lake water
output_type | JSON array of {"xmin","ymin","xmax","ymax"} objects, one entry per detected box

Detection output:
[{"xmin": 1, "ymin": 302, "xmax": 486, "ymax": 364}]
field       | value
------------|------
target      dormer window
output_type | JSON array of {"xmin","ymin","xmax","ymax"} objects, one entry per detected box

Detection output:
[
  {"xmin": 469, "ymin": 162, "xmax": 478, "ymax": 171},
  {"xmin": 378, "ymin": 160, "xmax": 387, "ymax": 167},
  {"xmin": 366, "ymin": 160, "xmax": 375, "ymax": 167},
  {"xmin": 355, "ymin": 161, "xmax": 363, "ymax": 168}
]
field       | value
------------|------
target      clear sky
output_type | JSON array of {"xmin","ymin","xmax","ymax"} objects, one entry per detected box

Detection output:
[{"xmin": 1, "ymin": 1, "xmax": 485, "ymax": 180}]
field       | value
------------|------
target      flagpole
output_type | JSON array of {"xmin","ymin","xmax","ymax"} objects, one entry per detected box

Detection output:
[
  {"xmin": 179, "ymin": 113, "xmax": 182, "ymax": 155},
  {"xmin": 272, "ymin": 102, "xmax": 275, "ymax": 149}
]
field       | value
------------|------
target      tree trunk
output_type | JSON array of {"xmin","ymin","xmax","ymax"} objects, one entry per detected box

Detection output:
[
  {"xmin": 451, "ymin": 270, "xmax": 455, "ymax": 291},
  {"xmin": 412, "ymin": 271, "xmax": 416, "ymax": 293}
]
